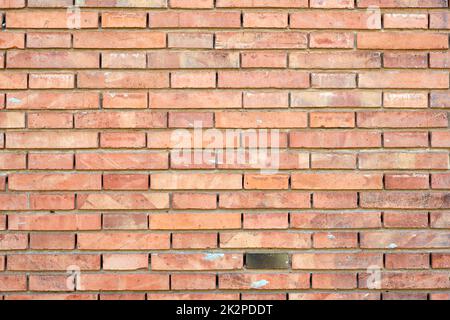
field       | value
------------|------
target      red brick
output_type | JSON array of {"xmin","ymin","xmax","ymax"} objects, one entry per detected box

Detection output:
[
  {"xmin": 430, "ymin": 12, "xmax": 450, "ymax": 29},
  {"xmin": 215, "ymin": 32, "xmax": 307, "ymax": 49},
  {"xmin": 386, "ymin": 253, "xmax": 429, "ymax": 269},
  {"xmin": 431, "ymin": 212, "xmax": 450, "ymax": 228},
  {"xmin": 7, "ymin": 254, "xmax": 100, "ymax": 271},
  {"xmin": 9, "ymin": 173, "xmax": 101, "ymax": 191},
  {"xmin": 383, "ymin": 92, "xmax": 428, "ymax": 108},
  {"xmin": 6, "ymin": 92, "xmax": 99, "ymax": 110},
  {"xmin": 28, "ymin": 112, "xmax": 73, "ymax": 129},
  {"xmin": 168, "ymin": 32, "xmax": 213, "ymax": 48},
  {"xmin": 291, "ymin": 212, "xmax": 381, "ymax": 229},
  {"xmin": 28, "ymin": 153, "xmax": 74, "ymax": 170},
  {"xmin": 26, "ymin": 32, "xmax": 71, "ymax": 48},
  {"xmin": 7, "ymin": 10, "xmax": 98, "ymax": 28},
  {"xmin": 359, "ymin": 152, "xmax": 449, "ymax": 169},
  {"xmin": 0, "ymin": 111, "xmax": 25, "ymax": 128},
  {"xmin": 171, "ymin": 72, "xmax": 216, "ymax": 89},
  {"xmin": 76, "ymin": 153, "xmax": 168, "ymax": 170},
  {"xmin": 361, "ymin": 231, "xmax": 450, "ymax": 248},
  {"xmin": 241, "ymin": 52, "xmax": 287, "ymax": 68},
  {"xmin": 29, "ymin": 275, "xmax": 74, "ymax": 292},
  {"xmin": 172, "ymin": 233, "xmax": 218, "ymax": 249},
  {"xmin": 172, "ymin": 193, "xmax": 217, "ymax": 210},
  {"xmin": 243, "ymin": 92, "xmax": 288, "ymax": 108},
  {"xmin": 432, "ymin": 173, "xmax": 450, "ymax": 189},
  {"xmin": 216, "ymin": 111, "xmax": 307, "ymax": 128},
  {"xmin": 74, "ymin": 31, "xmax": 166, "ymax": 48},
  {"xmin": 30, "ymin": 233, "xmax": 75, "ymax": 250},
  {"xmin": 29, "ymin": 73, "xmax": 75, "ymax": 89},
  {"xmin": 102, "ymin": 52, "xmax": 146, "ymax": 69},
  {"xmin": 78, "ymin": 0, "xmax": 167, "ymax": 7},
  {"xmin": 359, "ymin": 272, "xmax": 450, "ymax": 290},
  {"xmin": 170, "ymin": 0, "xmax": 214, "ymax": 8},
  {"xmin": 313, "ymin": 232, "xmax": 358, "ymax": 248},
  {"xmin": 220, "ymin": 192, "xmax": 311, "ymax": 209},
  {"xmin": 102, "ymin": 11, "xmax": 147, "ymax": 28},
  {"xmin": 0, "ymin": 234, "xmax": 28, "ymax": 250},
  {"xmin": 384, "ymin": 211, "xmax": 429, "ymax": 228},
  {"xmin": 79, "ymin": 274, "xmax": 169, "ymax": 291},
  {"xmin": 431, "ymin": 52, "xmax": 450, "ymax": 68},
  {"xmin": 103, "ymin": 254, "xmax": 148, "ymax": 271},
  {"xmin": 432, "ymin": 253, "xmax": 450, "ymax": 268},
  {"xmin": 151, "ymin": 253, "xmax": 243, "ymax": 270},
  {"xmin": 291, "ymin": 11, "xmax": 381, "ymax": 29},
  {"xmin": 0, "ymin": 195, "xmax": 28, "ymax": 210},
  {"xmin": 149, "ymin": 91, "xmax": 242, "ymax": 109},
  {"xmin": 0, "ymin": 32, "xmax": 24, "ymax": 48},
  {"xmin": 244, "ymin": 12, "xmax": 288, "ymax": 28},
  {"xmin": 220, "ymin": 231, "xmax": 311, "ymax": 249},
  {"xmin": 311, "ymin": 0, "xmax": 354, "ymax": 8},
  {"xmin": 311, "ymin": 153, "xmax": 357, "ymax": 169},
  {"xmin": 384, "ymin": 52, "xmax": 428, "ymax": 68},
  {"xmin": 102, "ymin": 214, "xmax": 148, "ymax": 230},
  {"xmin": 293, "ymin": 173, "xmax": 382, "ymax": 190},
  {"xmin": 217, "ymin": 0, "xmax": 308, "ymax": 7},
  {"xmin": 384, "ymin": 14, "xmax": 428, "ymax": 29},
  {"xmin": 171, "ymin": 274, "xmax": 216, "ymax": 290},
  {"xmin": 359, "ymin": 71, "xmax": 449, "ymax": 89},
  {"xmin": 100, "ymin": 132, "xmax": 146, "ymax": 148},
  {"xmin": 76, "ymin": 111, "xmax": 166, "ymax": 129},
  {"xmin": 385, "ymin": 174, "xmax": 429, "ymax": 190},
  {"xmin": 149, "ymin": 12, "xmax": 240, "ymax": 28},
  {"xmin": 243, "ymin": 213, "xmax": 289, "ymax": 229},
  {"xmin": 0, "ymin": 153, "xmax": 26, "ymax": 170},
  {"xmin": 103, "ymin": 174, "xmax": 149, "ymax": 190},
  {"xmin": 290, "ymin": 131, "xmax": 381, "ymax": 148},
  {"xmin": 220, "ymin": 274, "xmax": 309, "ymax": 290},
  {"xmin": 0, "ymin": 275, "xmax": 27, "ymax": 292},
  {"xmin": 29, "ymin": 194, "xmax": 75, "ymax": 210},
  {"xmin": 290, "ymin": 293, "xmax": 379, "ymax": 300},
  {"xmin": 358, "ymin": 32, "xmax": 448, "ymax": 49},
  {"xmin": 292, "ymin": 91, "xmax": 381, "ymax": 108},
  {"xmin": 309, "ymin": 32, "xmax": 354, "ymax": 48},
  {"xmin": 313, "ymin": 192, "xmax": 358, "ymax": 209},
  {"xmin": 148, "ymin": 51, "xmax": 239, "ymax": 69},
  {"xmin": 150, "ymin": 213, "xmax": 241, "ymax": 230},
  {"xmin": 77, "ymin": 193, "xmax": 169, "ymax": 210},
  {"xmin": 361, "ymin": 192, "xmax": 450, "ymax": 209},
  {"xmin": 293, "ymin": 253, "xmax": 383, "ymax": 269},
  {"xmin": 8, "ymin": 214, "xmax": 101, "ymax": 231},
  {"xmin": 312, "ymin": 273, "xmax": 357, "ymax": 289},
  {"xmin": 383, "ymin": 132, "xmax": 429, "ymax": 148},
  {"xmin": 78, "ymin": 233, "xmax": 170, "ymax": 250},
  {"xmin": 291, "ymin": 52, "xmax": 380, "ymax": 69},
  {"xmin": 357, "ymin": 0, "xmax": 448, "ymax": 8},
  {"xmin": 78, "ymin": 71, "xmax": 169, "ymax": 89},
  {"xmin": 219, "ymin": 71, "xmax": 309, "ymax": 89},
  {"xmin": 7, "ymin": 51, "xmax": 99, "ymax": 68},
  {"xmin": 100, "ymin": 294, "xmax": 145, "ymax": 300}
]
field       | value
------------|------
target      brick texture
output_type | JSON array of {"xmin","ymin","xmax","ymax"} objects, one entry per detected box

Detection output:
[{"xmin": 0, "ymin": 0, "xmax": 449, "ymax": 301}]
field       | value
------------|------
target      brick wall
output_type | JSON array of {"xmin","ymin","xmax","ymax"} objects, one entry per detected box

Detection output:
[{"xmin": 0, "ymin": 0, "xmax": 449, "ymax": 300}]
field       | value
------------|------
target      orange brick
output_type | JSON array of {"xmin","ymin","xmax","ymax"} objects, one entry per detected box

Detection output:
[
  {"xmin": 74, "ymin": 31, "xmax": 166, "ymax": 48},
  {"xmin": 102, "ymin": 11, "xmax": 147, "ymax": 28},
  {"xmin": 291, "ymin": 11, "xmax": 381, "ymax": 29},
  {"xmin": 7, "ymin": 10, "xmax": 98, "ymax": 28},
  {"xmin": 149, "ymin": 11, "xmax": 240, "ymax": 28},
  {"xmin": 151, "ymin": 253, "xmax": 243, "ymax": 270},
  {"xmin": 149, "ymin": 213, "xmax": 241, "ymax": 230},
  {"xmin": 8, "ymin": 214, "xmax": 101, "ymax": 231}
]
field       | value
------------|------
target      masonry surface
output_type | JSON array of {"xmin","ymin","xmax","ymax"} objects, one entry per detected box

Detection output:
[{"xmin": 0, "ymin": 0, "xmax": 449, "ymax": 300}]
